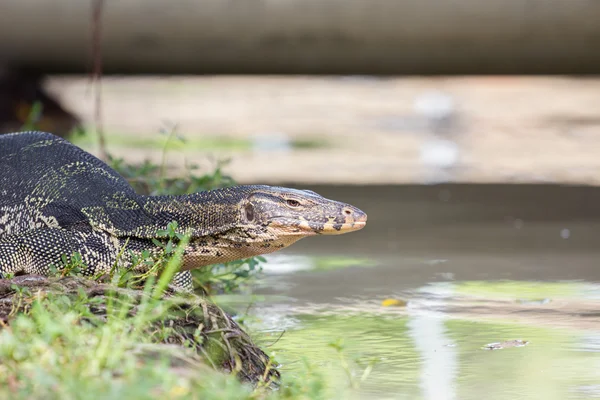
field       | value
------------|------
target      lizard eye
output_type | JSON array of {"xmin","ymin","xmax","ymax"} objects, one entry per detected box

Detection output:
[
  {"xmin": 286, "ymin": 199, "xmax": 301, "ymax": 208},
  {"xmin": 244, "ymin": 203, "xmax": 255, "ymax": 221}
]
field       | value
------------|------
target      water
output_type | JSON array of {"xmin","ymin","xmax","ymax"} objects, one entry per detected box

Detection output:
[{"xmin": 226, "ymin": 184, "xmax": 600, "ymax": 399}]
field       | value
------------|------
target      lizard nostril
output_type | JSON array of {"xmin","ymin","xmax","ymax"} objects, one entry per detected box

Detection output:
[{"xmin": 343, "ymin": 208, "xmax": 353, "ymax": 216}]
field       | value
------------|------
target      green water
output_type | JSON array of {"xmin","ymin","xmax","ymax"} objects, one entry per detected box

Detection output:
[{"xmin": 247, "ymin": 279, "xmax": 600, "ymax": 400}]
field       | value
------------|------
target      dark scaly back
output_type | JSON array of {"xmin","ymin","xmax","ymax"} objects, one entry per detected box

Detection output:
[
  {"xmin": 0, "ymin": 131, "xmax": 250, "ymax": 239},
  {"xmin": 0, "ymin": 131, "xmax": 154, "ymax": 236},
  {"xmin": 0, "ymin": 131, "xmax": 136, "ymax": 200}
]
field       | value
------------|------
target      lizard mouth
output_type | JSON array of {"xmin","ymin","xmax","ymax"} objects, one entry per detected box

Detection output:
[
  {"xmin": 319, "ymin": 207, "xmax": 368, "ymax": 234},
  {"xmin": 319, "ymin": 221, "xmax": 367, "ymax": 235},
  {"xmin": 269, "ymin": 220, "xmax": 366, "ymax": 236},
  {"xmin": 269, "ymin": 208, "xmax": 367, "ymax": 236}
]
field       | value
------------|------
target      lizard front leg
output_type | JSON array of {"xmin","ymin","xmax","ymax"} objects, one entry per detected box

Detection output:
[
  {"xmin": 0, "ymin": 228, "xmax": 194, "ymax": 292},
  {"xmin": 0, "ymin": 228, "xmax": 114, "ymax": 278}
]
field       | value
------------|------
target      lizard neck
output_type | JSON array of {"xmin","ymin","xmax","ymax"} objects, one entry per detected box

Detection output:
[
  {"xmin": 181, "ymin": 232, "xmax": 305, "ymax": 270},
  {"xmin": 137, "ymin": 188, "xmax": 249, "ymax": 237}
]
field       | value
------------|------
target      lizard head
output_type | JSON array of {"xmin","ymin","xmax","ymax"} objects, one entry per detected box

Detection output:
[
  {"xmin": 179, "ymin": 185, "xmax": 367, "ymax": 270},
  {"xmin": 241, "ymin": 186, "xmax": 367, "ymax": 237}
]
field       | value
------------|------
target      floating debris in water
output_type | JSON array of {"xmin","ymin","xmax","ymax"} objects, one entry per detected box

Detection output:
[
  {"xmin": 482, "ymin": 340, "xmax": 529, "ymax": 350},
  {"xmin": 381, "ymin": 298, "xmax": 408, "ymax": 307}
]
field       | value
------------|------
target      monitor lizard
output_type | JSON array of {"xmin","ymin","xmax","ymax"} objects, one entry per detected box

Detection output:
[{"xmin": 0, "ymin": 131, "xmax": 367, "ymax": 291}]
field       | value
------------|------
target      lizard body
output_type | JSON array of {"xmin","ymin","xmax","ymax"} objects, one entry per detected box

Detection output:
[{"xmin": 0, "ymin": 131, "xmax": 367, "ymax": 290}]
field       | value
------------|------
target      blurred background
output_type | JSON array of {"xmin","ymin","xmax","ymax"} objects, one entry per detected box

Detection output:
[
  {"xmin": 2, "ymin": 1, "xmax": 600, "ymax": 399},
  {"xmin": 1, "ymin": 0, "xmax": 600, "ymax": 186}
]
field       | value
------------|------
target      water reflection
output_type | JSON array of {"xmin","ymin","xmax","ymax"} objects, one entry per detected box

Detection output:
[
  {"xmin": 248, "ymin": 294, "xmax": 600, "ymax": 399},
  {"xmin": 406, "ymin": 284, "xmax": 457, "ymax": 400}
]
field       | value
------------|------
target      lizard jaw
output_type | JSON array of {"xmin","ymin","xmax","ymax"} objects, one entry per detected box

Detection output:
[
  {"xmin": 319, "ymin": 220, "xmax": 367, "ymax": 235},
  {"xmin": 269, "ymin": 214, "xmax": 367, "ymax": 236}
]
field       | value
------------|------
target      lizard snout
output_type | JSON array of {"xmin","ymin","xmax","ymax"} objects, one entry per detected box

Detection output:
[{"xmin": 342, "ymin": 206, "xmax": 367, "ymax": 229}]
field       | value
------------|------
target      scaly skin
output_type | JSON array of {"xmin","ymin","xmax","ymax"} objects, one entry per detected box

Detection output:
[{"xmin": 0, "ymin": 131, "xmax": 367, "ymax": 290}]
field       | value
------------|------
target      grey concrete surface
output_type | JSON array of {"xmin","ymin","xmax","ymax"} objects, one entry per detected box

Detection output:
[{"xmin": 1, "ymin": 0, "xmax": 600, "ymax": 74}]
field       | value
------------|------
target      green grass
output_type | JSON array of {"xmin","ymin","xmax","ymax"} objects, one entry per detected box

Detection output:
[
  {"xmin": 0, "ymin": 238, "xmax": 255, "ymax": 399},
  {"xmin": 0, "ymin": 271, "xmax": 333, "ymax": 400},
  {"xmin": 0, "ymin": 283, "xmax": 325, "ymax": 400},
  {"xmin": 0, "ymin": 291, "xmax": 246, "ymax": 399},
  {"xmin": 0, "ymin": 227, "xmax": 328, "ymax": 399}
]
